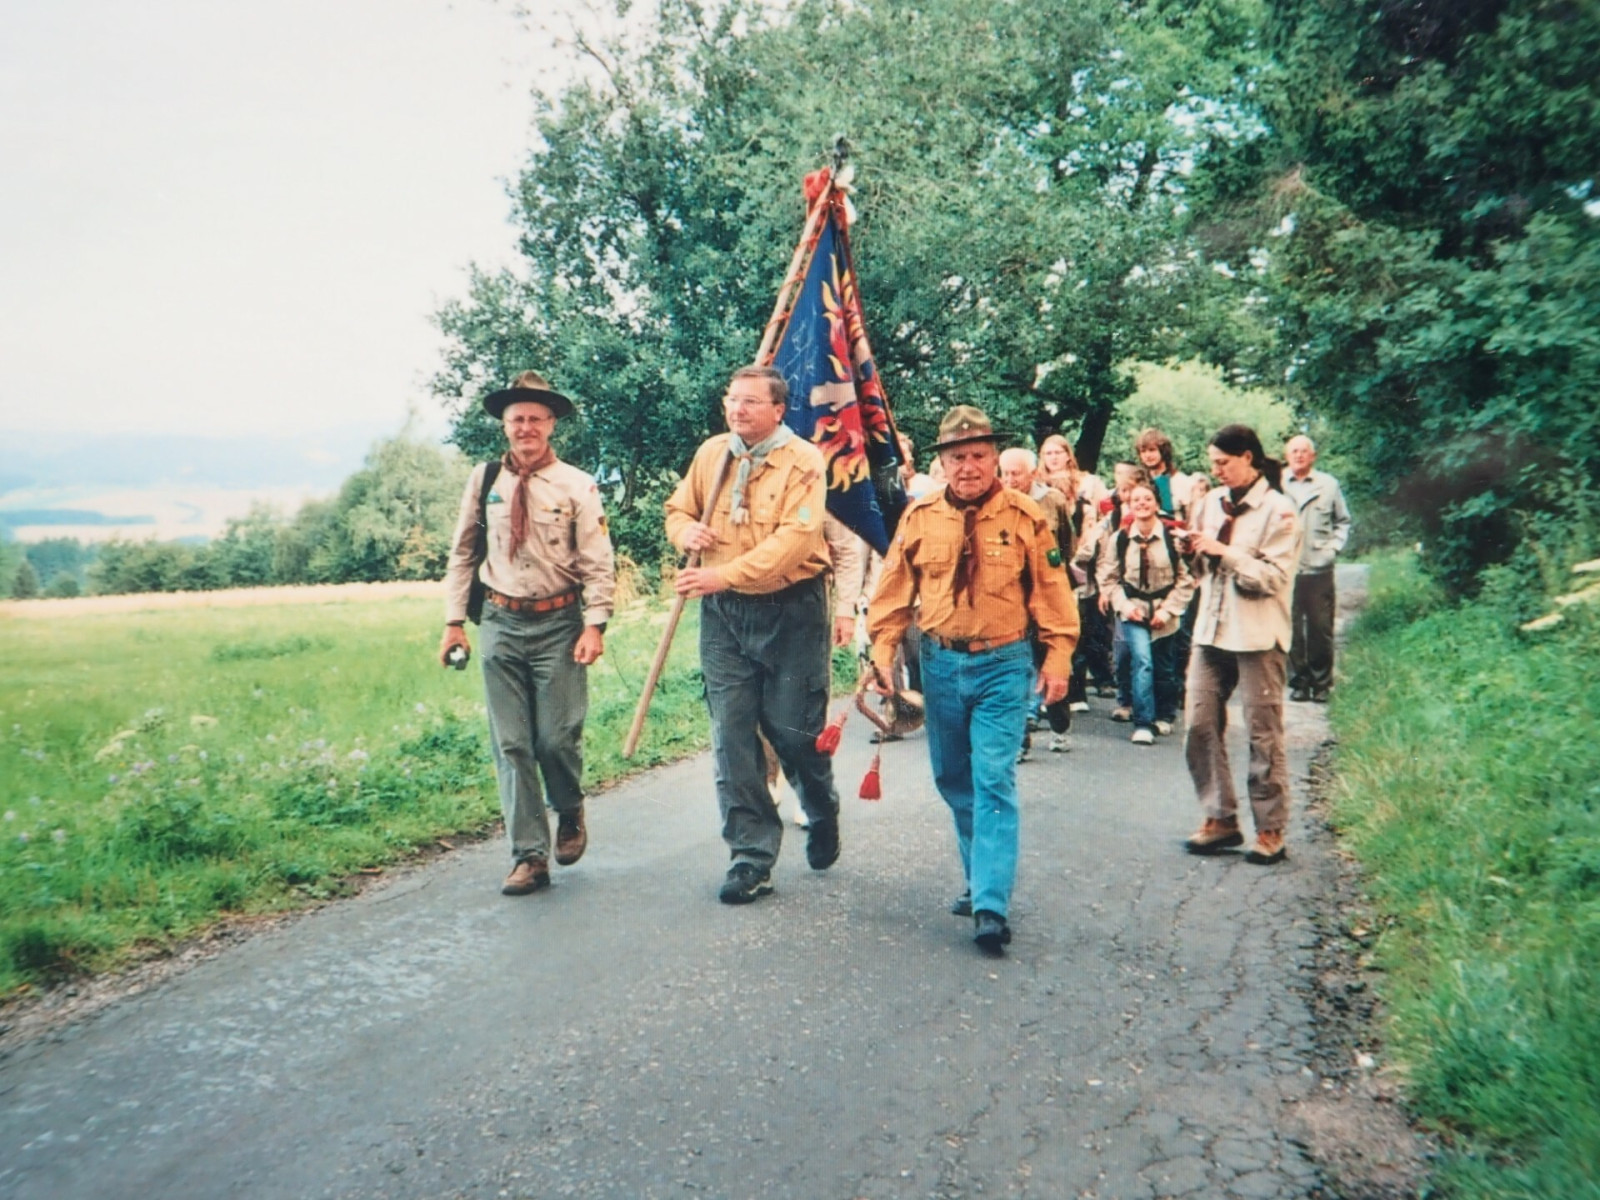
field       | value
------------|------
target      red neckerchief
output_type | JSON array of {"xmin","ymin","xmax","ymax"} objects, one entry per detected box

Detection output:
[
  {"xmin": 947, "ymin": 481, "xmax": 1003, "ymax": 607},
  {"xmin": 504, "ymin": 449, "xmax": 556, "ymax": 548}
]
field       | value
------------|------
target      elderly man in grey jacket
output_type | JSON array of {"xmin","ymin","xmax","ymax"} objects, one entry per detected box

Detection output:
[{"xmin": 1282, "ymin": 436, "xmax": 1352, "ymax": 703}]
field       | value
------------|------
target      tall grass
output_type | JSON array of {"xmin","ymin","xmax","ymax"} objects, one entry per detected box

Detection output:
[
  {"xmin": 1330, "ymin": 552, "xmax": 1600, "ymax": 1198},
  {"xmin": 0, "ymin": 595, "xmax": 707, "ymax": 996}
]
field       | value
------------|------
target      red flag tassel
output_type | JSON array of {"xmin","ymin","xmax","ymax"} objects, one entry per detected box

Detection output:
[
  {"xmin": 859, "ymin": 750, "xmax": 882, "ymax": 801},
  {"xmin": 815, "ymin": 706, "xmax": 848, "ymax": 755}
]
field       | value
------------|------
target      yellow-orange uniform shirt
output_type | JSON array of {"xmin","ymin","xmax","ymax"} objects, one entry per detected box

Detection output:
[
  {"xmin": 868, "ymin": 486, "xmax": 1080, "ymax": 679},
  {"xmin": 664, "ymin": 433, "xmax": 830, "ymax": 594}
]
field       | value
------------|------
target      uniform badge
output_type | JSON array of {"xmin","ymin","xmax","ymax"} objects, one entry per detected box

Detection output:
[
  {"xmin": 487, "ymin": 492, "xmax": 503, "ymax": 504},
  {"xmin": 1047, "ymin": 547, "xmax": 1062, "ymax": 568},
  {"xmin": 998, "ymin": 530, "xmax": 1011, "ymax": 545}
]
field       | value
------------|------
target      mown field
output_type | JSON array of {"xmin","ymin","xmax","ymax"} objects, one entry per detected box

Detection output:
[
  {"xmin": 1330, "ymin": 554, "xmax": 1600, "ymax": 1200},
  {"xmin": 0, "ymin": 591, "xmax": 710, "ymax": 999}
]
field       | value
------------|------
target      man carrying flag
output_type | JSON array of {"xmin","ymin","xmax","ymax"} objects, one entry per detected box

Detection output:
[{"xmin": 666, "ymin": 365, "xmax": 843, "ymax": 904}]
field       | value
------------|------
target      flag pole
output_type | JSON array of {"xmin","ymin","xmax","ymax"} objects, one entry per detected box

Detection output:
[{"xmin": 623, "ymin": 163, "xmax": 842, "ymax": 759}]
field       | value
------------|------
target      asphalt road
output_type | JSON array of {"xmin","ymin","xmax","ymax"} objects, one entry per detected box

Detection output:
[{"xmin": 0, "ymin": 569, "xmax": 1366, "ymax": 1200}]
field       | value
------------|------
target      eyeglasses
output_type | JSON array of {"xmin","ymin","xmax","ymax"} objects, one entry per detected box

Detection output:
[
  {"xmin": 723, "ymin": 396, "xmax": 781, "ymax": 409},
  {"xmin": 506, "ymin": 414, "xmax": 556, "ymax": 428}
]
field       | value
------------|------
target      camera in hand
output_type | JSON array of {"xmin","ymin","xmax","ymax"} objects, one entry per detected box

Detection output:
[{"xmin": 446, "ymin": 645, "xmax": 470, "ymax": 670}]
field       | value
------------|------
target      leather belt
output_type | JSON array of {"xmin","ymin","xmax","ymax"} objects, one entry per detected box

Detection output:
[
  {"xmin": 924, "ymin": 628, "xmax": 1029, "ymax": 654},
  {"xmin": 485, "ymin": 587, "xmax": 579, "ymax": 615}
]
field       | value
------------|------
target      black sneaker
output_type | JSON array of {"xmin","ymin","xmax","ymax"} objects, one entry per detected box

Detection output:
[
  {"xmin": 950, "ymin": 888, "xmax": 972, "ymax": 917},
  {"xmin": 805, "ymin": 817, "xmax": 840, "ymax": 870},
  {"xmin": 1290, "ymin": 687, "xmax": 1312, "ymax": 702},
  {"xmin": 719, "ymin": 862, "xmax": 773, "ymax": 905},
  {"xmin": 973, "ymin": 910, "xmax": 1012, "ymax": 955}
]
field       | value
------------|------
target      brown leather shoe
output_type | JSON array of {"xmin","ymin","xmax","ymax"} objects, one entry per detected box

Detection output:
[
  {"xmin": 555, "ymin": 807, "xmax": 587, "ymax": 866},
  {"xmin": 1184, "ymin": 817, "xmax": 1244, "ymax": 855},
  {"xmin": 1245, "ymin": 829, "xmax": 1287, "ymax": 865},
  {"xmin": 501, "ymin": 856, "xmax": 550, "ymax": 895}
]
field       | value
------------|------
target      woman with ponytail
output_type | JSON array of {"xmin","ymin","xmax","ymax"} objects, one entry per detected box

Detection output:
[{"xmin": 1180, "ymin": 425, "xmax": 1302, "ymax": 866}]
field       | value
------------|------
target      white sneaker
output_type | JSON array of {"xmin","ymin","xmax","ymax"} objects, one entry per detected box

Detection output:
[
  {"xmin": 1069, "ymin": 701, "xmax": 1090, "ymax": 713},
  {"xmin": 793, "ymin": 807, "xmax": 811, "ymax": 828},
  {"xmin": 1153, "ymin": 719, "xmax": 1174, "ymax": 736},
  {"xmin": 1130, "ymin": 727, "xmax": 1155, "ymax": 746},
  {"xmin": 1049, "ymin": 733, "xmax": 1071, "ymax": 753}
]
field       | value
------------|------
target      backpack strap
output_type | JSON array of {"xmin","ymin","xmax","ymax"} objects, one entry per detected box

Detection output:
[{"xmin": 465, "ymin": 461, "xmax": 502, "ymax": 625}]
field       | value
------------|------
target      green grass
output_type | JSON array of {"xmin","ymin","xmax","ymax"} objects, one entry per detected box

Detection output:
[
  {"xmin": 0, "ymin": 595, "xmax": 708, "ymax": 997},
  {"xmin": 1330, "ymin": 552, "xmax": 1600, "ymax": 1199}
]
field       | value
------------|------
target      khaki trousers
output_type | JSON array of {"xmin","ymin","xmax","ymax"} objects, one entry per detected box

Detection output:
[{"xmin": 1184, "ymin": 645, "xmax": 1290, "ymax": 833}]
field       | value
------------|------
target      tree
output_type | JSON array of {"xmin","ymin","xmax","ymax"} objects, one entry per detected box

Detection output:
[
  {"xmin": 304, "ymin": 437, "xmax": 469, "ymax": 583},
  {"xmin": 1229, "ymin": 0, "xmax": 1600, "ymax": 591},
  {"xmin": 11, "ymin": 558, "xmax": 39, "ymax": 599},
  {"xmin": 432, "ymin": 0, "xmax": 1267, "ymax": 564}
]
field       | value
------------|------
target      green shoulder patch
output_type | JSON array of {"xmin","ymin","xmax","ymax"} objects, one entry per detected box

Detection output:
[{"xmin": 1046, "ymin": 547, "xmax": 1063, "ymax": 568}]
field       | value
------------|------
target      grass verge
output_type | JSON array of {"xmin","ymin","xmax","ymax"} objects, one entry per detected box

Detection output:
[
  {"xmin": 1329, "ymin": 552, "xmax": 1600, "ymax": 1198},
  {"xmin": 0, "ymin": 595, "xmax": 708, "ymax": 998}
]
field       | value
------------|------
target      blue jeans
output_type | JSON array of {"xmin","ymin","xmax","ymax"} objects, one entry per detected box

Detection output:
[
  {"xmin": 1119, "ymin": 620, "xmax": 1157, "ymax": 730},
  {"xmin": 921, "ymin": 638, "xmax": 1034, "ymax": 920}
]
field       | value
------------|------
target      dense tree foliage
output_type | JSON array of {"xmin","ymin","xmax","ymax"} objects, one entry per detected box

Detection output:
[
  {"xmin": 1220, "ymin": 0, "xmax": 1600, "ymax": 590},
  {"xmin": 432, "ymin": 0, "xmax": 1266, "ymax": 566}
]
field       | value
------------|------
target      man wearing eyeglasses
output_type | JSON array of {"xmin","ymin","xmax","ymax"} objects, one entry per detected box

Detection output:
[
  {"xmin": 441, "ymin": 370, "xmax": 616, "ymax": 897},
  {"xmin": 665, "ymin": 365, "xmax": 842, "ymax": 905}
]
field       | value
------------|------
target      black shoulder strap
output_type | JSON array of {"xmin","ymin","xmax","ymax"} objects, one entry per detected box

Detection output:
[{"xmin": 476, "ymin": 461, "xmax": 501, "ymax": 559}]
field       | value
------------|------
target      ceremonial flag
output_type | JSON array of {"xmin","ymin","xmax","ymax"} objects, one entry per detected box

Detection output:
[{"xmin": 768, "ymin": 170, "xmax": 905, "ymax": 554}]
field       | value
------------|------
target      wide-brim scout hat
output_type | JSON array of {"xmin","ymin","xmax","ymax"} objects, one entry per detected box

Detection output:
[
  {"xmin": 482, "ymin": 371, "xmax": 574, "ymax": 420},
  {"xmin": 929, "ymin": 405, "xmax": 1004, "ymax": 452}
]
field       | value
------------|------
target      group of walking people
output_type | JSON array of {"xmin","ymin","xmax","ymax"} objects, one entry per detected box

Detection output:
[{"xmin": 439, "ymin": 367, "xmax": 1350, "ymax": 958}]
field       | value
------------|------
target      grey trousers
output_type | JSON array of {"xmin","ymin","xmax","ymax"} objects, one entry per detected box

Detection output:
[
  {"xmin": 701, "ymin": 577, "xmax": 840, "ymax": 869},
  {"xmin": 480, "ymin": 603, "xmax": 587, "ymax": 862},
  {"xmin": 1289, "ymin": 570, "xmax": 1337, "ymax": 692},
  {"xmin": 1184, "ymin": 644, "xmax": 1291, "ymax": 833}
]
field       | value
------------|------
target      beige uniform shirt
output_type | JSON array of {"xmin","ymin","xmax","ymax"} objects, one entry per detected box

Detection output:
[
  {"xmin": 443, "ymin": 458, "xmax": 616, "ymax": 626},
  {"xmin": 1096, "ymin": 519, "xmax": 1196, "ymax": 633},
  {"xmin": 664, "ymin": 434, "xmax": 830, "ymax": 594},
  {"xmin": 868, "ymin": 486, "xmax": 1080, "ymax": 679},
  {"xmin": 1188, "ymin": 476, "xmax": 1302, "ymax": 652}
]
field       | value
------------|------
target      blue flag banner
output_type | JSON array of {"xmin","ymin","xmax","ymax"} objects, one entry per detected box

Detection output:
[{"xmin": 770, "ymin": 185, "xmax": 904, "ymax": 555}]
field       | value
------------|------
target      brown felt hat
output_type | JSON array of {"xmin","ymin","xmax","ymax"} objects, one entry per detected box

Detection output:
[
  {"xmin": 482, "ymin": 370, "xmax": 575, "ymax": 420},
  {"xmin": 929, "ymin": 405, "xmax": 1004, "ymax": 452}
]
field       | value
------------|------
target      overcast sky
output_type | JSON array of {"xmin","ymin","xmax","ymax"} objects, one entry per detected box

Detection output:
[{"xmin": 0, "ymin": 0, "xmax": 607, "ymax": 440}]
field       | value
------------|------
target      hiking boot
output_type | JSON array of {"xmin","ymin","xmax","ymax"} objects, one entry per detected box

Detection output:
[
  {"xmin": 950, "ymin": 888, "xmax": 973, "ymax": 917},
  {"xmin": 501, "ymin": 856, "xmax": 550, "ymax": 895},
  {"xmin": 1185, "ymin": 818, "xmax": 1244, "ymax": 855},
  {"xmin": 973, "ymin": 910, "xmax": 1012, "ymax": 956},
  {"xmin": 1130, "ymin": 727, "xmax": 1155, "ymax": 746},
  {"xmin": 554, "ymin": 806, "xmax": 587, "ymax": 866},
  {"xmin": 805, "ymin": 816, "xmax": 840, "ymax": 870},
  {"xmin": 719, "ymin": 862, "xmax": 774, "ymax": 905},
  {"xmin": 1290, "ymin": 687, "xmax": 1312, "ymax": 702},
  {"xmin": 1245, "ymin": 829, "xmax": 1288, "ymax": 865},
  {"xmin": 1110, "ymin": 706, "xmax": 1133, "ymax": 722},
  {"xmin": 1311, "ymin": 689, "xmax": 1330, "ymax": 704}
]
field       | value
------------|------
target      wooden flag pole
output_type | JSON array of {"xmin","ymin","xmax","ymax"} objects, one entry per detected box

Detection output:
[
  {"xmin": 621, "ymin": 450, "xmax": 734, "ymax": 759},
  {"xmin": 623, "ymin": 170, "xmax": 839, "ymax": 759}
]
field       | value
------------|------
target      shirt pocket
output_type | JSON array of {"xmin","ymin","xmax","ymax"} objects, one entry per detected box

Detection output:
[
  {"xmin": 917, "ymin": 541, "xmax": 956, "ymax": 579},
  {"xmin": 530, "ymin": 506, "xmax": 574, "ymax": 553}
]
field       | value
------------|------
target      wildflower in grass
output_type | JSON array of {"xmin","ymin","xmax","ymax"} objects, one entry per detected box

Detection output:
[
  {"xmin": 52, "ymin": 829, "xmax": 65, "ymax": 844},
  {"xmin": 347, "ymin": 749, "xmax": 369, "ymax": 762},
  {"xmin": 17, "ymin": 832, "xmax": 28, "ymax": 843},
  {"xmin": 265, "ymin": 734, "xmax": 277, "ymax": 744},
  {"xmin": 198, "ymin": 750, "xmax": 208, "ymax": 761},
  {"xmin": 107, "ymin": 774, "xmax": 120, "ymax": 784},
  {"xmin": 414, "ymin": 703, "xmax": 426, "ymax": 714},
  {"xmin": 3, "ymin": 811, "xmax": 14, "ymax": 821}
]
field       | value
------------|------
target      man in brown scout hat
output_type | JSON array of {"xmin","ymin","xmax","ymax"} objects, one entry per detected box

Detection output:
[
  {"xmin": 867, "ymin": 405, "xmax": 1079, "ymax": 955},
  {"xmin": 440, "ymin": 370, "xmax": 616, "ymax": 896}
]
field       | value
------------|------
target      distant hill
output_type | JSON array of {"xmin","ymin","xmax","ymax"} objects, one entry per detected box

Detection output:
[{"xmin": 0, "ymin": 423, "xmax": 418, "ymax": 543}]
